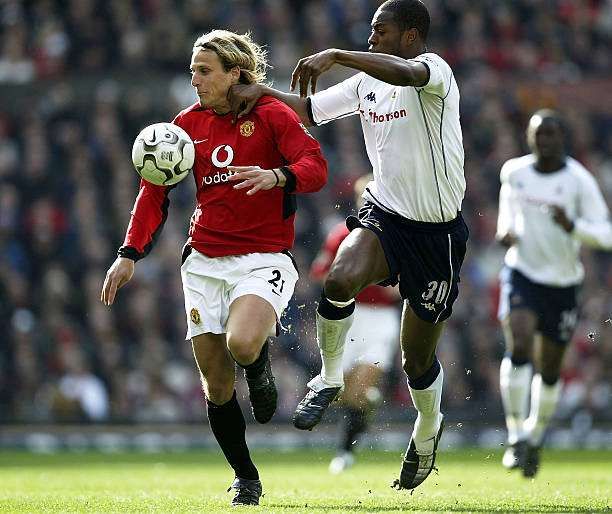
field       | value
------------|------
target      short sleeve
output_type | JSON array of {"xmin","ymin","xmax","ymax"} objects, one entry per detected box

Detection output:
[
  {"xmin": 412, "ymin": 53, "xmax": 452, "ymax": 98},
  {"xmin": 309, "ymin": 72, "xmax": 364, "ymax": 125}
]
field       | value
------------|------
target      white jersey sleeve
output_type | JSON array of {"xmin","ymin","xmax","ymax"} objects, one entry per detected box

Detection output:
[
  {"xmin": 413, "ymin": 53, "xmax": 453, "ymax": 98},
  {"xmin": 309, "ymin": 72, "xmax": 363, "ymax": 125},
  {"xmin": 572, "ymin": 162, "xmax": 612, "ymax": 249},
  {"xmin": 496, "ymin": 161, "xmax": 518, "ymax": 239}
]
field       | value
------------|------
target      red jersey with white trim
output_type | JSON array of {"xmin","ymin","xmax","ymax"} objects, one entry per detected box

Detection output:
[
  {"xmin": 121, "ymin": 96, "xmax": 327, "ymax": 259},
  {"xmin": 310, "ymin": 223, "xmax": 398, "ymax": 306}
]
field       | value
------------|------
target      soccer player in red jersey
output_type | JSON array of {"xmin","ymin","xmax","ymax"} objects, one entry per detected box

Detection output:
[
  {"xmin": 100, "ymin": 30, "xmax": 327, "ymax": 506},
  {"xmin": 310, "ymin": 175, "xmax": 401, "ymax": 474}
]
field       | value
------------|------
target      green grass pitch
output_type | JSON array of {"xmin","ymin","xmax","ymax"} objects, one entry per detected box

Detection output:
[{"xmin": 0, "ymin": 449, "xmax": 609, "ymax": 513}]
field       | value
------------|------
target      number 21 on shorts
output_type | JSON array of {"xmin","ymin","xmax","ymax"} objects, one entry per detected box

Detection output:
[{"xmin": 268, "ymin": 269, "xmax": 285, "ymax": 296}]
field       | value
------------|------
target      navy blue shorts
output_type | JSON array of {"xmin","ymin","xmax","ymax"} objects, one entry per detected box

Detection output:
[
  {"xmin": 498, "ymin": 267, "xmax": 579, "ymax": 345},
  {"xmin": 346, "ymin": 202, "xmax": 469, "ymax": 324}
]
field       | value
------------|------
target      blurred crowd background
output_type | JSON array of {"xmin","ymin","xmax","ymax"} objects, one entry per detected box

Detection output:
[{"xmin": 0, "ymin": 0, "xmax": 610, "ymax": 433}]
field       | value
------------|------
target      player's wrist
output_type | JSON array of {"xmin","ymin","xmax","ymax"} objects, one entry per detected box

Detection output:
[{"xmin": 272, "ymin": 168, "xmax": 286, "ymax": 187}]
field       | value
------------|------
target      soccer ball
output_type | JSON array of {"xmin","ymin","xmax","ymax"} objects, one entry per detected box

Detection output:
[{"xmin": 131, "ymin": 123, "xmax": 195, "ymax": 186}]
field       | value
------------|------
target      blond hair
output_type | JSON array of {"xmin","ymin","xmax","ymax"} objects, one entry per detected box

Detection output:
[{"xmin": 193, "ymin": 30, "xmax": 268, "ymax": 84}]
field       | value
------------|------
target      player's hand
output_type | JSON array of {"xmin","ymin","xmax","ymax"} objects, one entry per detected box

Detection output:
[
  {"xmin": 228, "ymin": 84, "xmax": 264, "ymax": 123},
  {"xmin": 228, "ymin": 166, "xmax": 285, "ymax": 195},
  {"xmin": 550, "ymin": 205, "xmax": 575, "ymax": 233},
  {"xmin": 497, "ymin": 232, "xmax": 519, "ymax": 248},
  {"xmin": 101, "ymin": 257, "xmax": 135, "ymax": 306},
  {"xmin": 291, "ymin": 49, "xmax": 338, "ymax": 97}
]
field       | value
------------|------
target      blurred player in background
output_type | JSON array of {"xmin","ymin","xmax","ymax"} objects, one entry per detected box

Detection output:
[
  {"xmin": 229, "ymin": 0, "xmax": 468, "ymax": 490},
  {"xmin": 496, "ymin": 109, "xmax": 612, "ymax": 477},
  {"xmin": 101, "ymin": 30, "xmax": 327, "ymax": 506},
  {"xmin": 309, "ymin": 175, "xmax": 400, "ymax": 474}
]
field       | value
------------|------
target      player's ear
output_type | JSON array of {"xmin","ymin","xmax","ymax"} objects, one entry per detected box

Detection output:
[
  {"xmin": 229, "ymin": 65, "xmax": 241, "ymax": 84},
  {"xmin": 403, "ymin": 27, "xmax": 418, "ymax": 46}
]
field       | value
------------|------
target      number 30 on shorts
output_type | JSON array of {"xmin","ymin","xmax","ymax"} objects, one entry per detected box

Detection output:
[
  {"xmin": 421, "ymin": 280, "xmax": 449, "ymax": 304},
  {"xmin": 268, "ymin": 269, "xmax": 285, "ymax": 296}
]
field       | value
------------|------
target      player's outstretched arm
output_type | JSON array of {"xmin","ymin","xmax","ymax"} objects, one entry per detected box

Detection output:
[
  {"xmin": 291, "ymin": 49, "xmax": 428, "ymax": 97},
  {"xmin": 228, "ymin": 84, "xmax": 311, "ymax": 126},
  {"xmin": 101, "ymin": 257, "xmax": 135, "ymax": 306}
]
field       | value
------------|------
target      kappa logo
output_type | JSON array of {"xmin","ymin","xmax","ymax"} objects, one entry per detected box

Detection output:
[
  {"xmin": 364, "ymin": 91, "xmax": 376, "ymax": 102},
  {"xmin": 421, "ymin": 302, "xmax": 436, "ymax": 312}
]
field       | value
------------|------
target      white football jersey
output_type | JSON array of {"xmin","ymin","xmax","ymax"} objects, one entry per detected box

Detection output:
[
  {"xmin": 310, "ymin": 52, "xmax": 465, "ymax": 223},
  {"xmin": 496, "ymin": 154, "xmax": 612, "ymax": 286}
]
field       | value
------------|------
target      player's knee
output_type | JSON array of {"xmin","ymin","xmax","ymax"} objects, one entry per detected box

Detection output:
[
  {"xmin": 507, "ymin": 320, "xmax": 532, "ymax": 357},
  {"xmin": 324, "ymin": 269, "xmax": 359, "ymax": 302},
  {"xmin": 227, "ymin": 334, "xmax": 263, "ymax": 366}
]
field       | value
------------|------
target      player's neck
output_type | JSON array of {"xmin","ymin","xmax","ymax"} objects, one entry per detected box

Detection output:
[
  {"xmin": 211, "ymin": 101, "xmax": 232, "ymax": 116},
  {"xmin": 401, "ymin": 43, "xmax": 427, "ymax": 60},
  {"xmin": 534, "ymin": 156, "xmax": 566, "ymax": 174}
]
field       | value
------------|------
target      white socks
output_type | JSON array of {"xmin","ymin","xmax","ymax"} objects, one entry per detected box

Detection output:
[
  {"xmin": 409, "ymin": 366, "xmax": 444, "ymax": 455},
  {"xmin": 499, "ymin": 357, "xmax": 532, "ymax": 444},
  {"xmin": 524, "ymin": 374, "xmax": 561, "ymax": 446},
  {"xmin": 316, "ymin": 299, "xmax": 354, "ymax": 387}
]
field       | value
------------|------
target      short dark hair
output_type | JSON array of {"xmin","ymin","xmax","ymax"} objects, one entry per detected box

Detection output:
[{"xmin": 381, "ymin": 0, "xmax": 430, "ymax": 41}]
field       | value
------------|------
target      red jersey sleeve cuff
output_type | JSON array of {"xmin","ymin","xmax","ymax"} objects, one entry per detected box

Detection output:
[
  {"xmin": 118, "ymin": 246, "xmax": 144, "ymax": 261},
  {"xmin": 280, "ymin": 166, "xmax": 297, "ymax": 193}
]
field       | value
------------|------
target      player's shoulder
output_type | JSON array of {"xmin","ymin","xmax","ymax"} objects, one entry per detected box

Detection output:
[
  {"xmin": 565, "ymin": 156, "xmax": 591, "ymax": 178},
  {"xmin": 414, "ymin": 52, "xmax": 451, "ymax": 71},
  {"xmin": 500, "ymin": 154, "xmax": 535, "ymax": 180},
  {"xmin": 173, "ymin": 102, "xmax": 208, "ymax": 128},
  {"xmin": 253, "ymin": 95, "xmax": 299, "ymax": 118},
  {"xmin": 174, "ymin": 102, "xmax": 205, "ymax": 120}
]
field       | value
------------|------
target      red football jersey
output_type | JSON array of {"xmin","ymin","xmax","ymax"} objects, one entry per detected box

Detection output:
[
  {"xmin": 120, "ymin": 96, "xmax": 327, "ymax": 259},
  {"xmin": 310, "ymin": 223, "xmax": 399, "ymax": 306}
]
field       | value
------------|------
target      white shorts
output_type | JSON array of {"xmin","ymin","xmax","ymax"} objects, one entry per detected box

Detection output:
[
  {"xmin": 181, "ymin": 249, "xmax": 299, "ymax": 339},
  {"xmin": 343, "ymin": 303, "xmax": 400, "ymax": 371}
]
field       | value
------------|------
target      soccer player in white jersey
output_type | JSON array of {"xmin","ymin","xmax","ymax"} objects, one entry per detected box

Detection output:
[
  {"xmin": 496, "ymin": 110, "xmax": 612, "ymax": 478},
  {"xmin": 229, "ymin": 0, "xmax": 468, "ymax": 490}
]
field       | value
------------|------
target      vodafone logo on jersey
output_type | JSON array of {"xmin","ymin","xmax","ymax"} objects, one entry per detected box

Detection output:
[
  {"xmin": 211, "ymin": 144, "xmax": 234, "ymax": 168},
  {"xmin": 202, "ymin": 144, "xmax": 236, "ymax": 187}
]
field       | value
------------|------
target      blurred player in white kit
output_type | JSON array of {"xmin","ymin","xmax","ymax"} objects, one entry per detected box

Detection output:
[{"xmin": 496, "ymin": 109, "xmax": 612, "ymax": 477}]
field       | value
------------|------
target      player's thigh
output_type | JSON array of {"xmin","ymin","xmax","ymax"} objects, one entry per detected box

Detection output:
[
  {"xmin": 326, "ymin": 227, "xmax": 390, "ymax": 299},
  {"xmin": 502, "ymin": 308, "xmax": 538, "ymax": 353},
  {"xmin": 400, "ymin": 303, "xmax": 445, "ymax": 379},
  {"xmin": 226, "ymin": 294, "xmax": 277, "ymax": 363},
  {"xmin": 534, "ymin": 335, "xmax": 569, "ymax": 382},
  {"xmin": 192, "ymin": 332, "xmax": 235, "ymax": 403}
]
